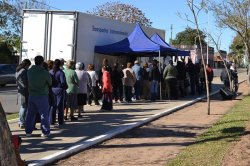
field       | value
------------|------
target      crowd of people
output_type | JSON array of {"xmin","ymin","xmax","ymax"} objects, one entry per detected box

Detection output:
[{"xmin": 16, "ymin": 55, "xmax": 240, "ymax": 138}]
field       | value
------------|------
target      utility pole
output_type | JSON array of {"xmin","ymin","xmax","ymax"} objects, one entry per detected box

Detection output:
[{"xmin": 170, "ymin": 24, "xmax": 173, "ymax": 45}]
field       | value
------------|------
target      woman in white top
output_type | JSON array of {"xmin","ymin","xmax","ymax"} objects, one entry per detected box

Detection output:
[
  {"xmin": 75, "ymin": 62, "xmax": 90, "ymax": 117},
  {"xmin": 87, "ymin": 64, "xmax": 100, "ymax": 105}
]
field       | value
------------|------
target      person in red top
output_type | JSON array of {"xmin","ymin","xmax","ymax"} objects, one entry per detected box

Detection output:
[
  {"xmin": 101, "ymin": 66, "xmax": 113, "ymax": 111},
  {"xmin": 206, "ymin": 64, "xmax": 214, "ymax": 92}
]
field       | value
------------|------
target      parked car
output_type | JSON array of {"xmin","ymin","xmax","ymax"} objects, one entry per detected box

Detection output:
[{"xmin": 0, "ymin": 64, "xmax": 16, "ymax": 87}]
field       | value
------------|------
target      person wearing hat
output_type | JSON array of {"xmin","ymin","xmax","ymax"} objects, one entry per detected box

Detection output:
[
  {"xmin": 75, "ymin": 62, "xmax": 90, "ymax": 117},
  {"xmin": 132, "ymin": 60, "xmax": 143, "ymax": 100}
]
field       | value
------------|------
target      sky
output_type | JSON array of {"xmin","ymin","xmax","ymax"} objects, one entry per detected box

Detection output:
[{"xmin": 47, "ymin": 0, "xmax": 236, "ymax": 52}]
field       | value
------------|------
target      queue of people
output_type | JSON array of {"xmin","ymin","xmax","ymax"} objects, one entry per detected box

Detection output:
[{"xmin": 16, "ymin": 55, "xmax": 218, "ymax": 138}]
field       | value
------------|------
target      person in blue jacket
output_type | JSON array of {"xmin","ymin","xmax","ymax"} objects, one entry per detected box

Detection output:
[{"xmin": 49, "ymin": 59, "xmax": 68, "ymax": 126}]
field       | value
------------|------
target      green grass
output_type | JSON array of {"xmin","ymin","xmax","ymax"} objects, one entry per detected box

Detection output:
[
  {"xmin": 167, "ymin": 95, "xmax": 250, "ymax": 166},
  {"xmin": 6, "ymin": 113, "xmax": 19, "ymax": 120}
]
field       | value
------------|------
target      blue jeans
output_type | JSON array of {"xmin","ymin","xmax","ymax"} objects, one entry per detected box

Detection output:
[
  {"xmin": 150, "ymin": 80, "xmax": 159, "ymax": 100},
  {"xmin": 25, "ymin": 96, "xmax": 50, "ymax": 135},
  {"xmin": 18, "ymin": 94, "xmax": 28, "ymax": 126}
]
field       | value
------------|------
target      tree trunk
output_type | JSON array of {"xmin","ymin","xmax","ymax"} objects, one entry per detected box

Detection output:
[
  {"xmin": 245, "ymin": 43, "xmax": 250, "ymax": 85},
  {"xmin": 0, "ymin": 102, "xmax": 18, "ymax": 166}
]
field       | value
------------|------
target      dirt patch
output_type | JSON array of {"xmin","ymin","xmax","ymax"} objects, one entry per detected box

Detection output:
[
  {"xmin": 222, "ymin": 122, "xmax": 250, "ymax": 166},
  {"xmin": 55, "ymin": 82, "xmax": 250, "ymax": 166}
]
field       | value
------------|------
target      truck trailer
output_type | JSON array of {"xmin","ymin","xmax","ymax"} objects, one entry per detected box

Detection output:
[{"xmin": 21, "ymin": 10, "xmax": 165, "ymax": 68}]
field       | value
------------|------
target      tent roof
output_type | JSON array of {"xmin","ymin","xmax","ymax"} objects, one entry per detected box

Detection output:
[
  {"xmin": 94, "ymin": 24, "xmax": 174, "ymax": 56},
  {"xmin": 150, "ymin": 33, "xmax": 190, "ymax": 56}
]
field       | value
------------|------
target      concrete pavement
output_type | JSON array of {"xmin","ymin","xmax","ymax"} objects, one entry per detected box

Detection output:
[{"xmin": 9, "ymin": 72, "xmax": 247, "ymax": 166}]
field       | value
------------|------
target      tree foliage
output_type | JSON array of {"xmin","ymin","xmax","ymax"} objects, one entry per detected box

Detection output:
[
  {"xmin": 206, "ymin": 0, "xmax": 250, "ymax": 63},
  {"xmin": 0, "ymin": 0, "xmax": 48, "ymax": 47},
  {"xmin": 87, "ymin": 1, "xmax": 152, "ymax": 27},
  {"xmin": 171, "ymin": 27, "xmax": 207, "ymax": 46},
  {"xmin": 0, "ymin": 41, "xmax": 13, "ymax": 63},
  {"xmin": 0, "ymin": 0, "xmax": 48, "ymax": 35},
  {"xmin": 230, "ymin": 34, "xmax": 245, "ymax": 54}
]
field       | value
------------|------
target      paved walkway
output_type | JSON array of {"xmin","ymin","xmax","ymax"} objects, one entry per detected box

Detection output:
[{"xmin": 9, "ymin": 72, "xmax": 247, "ymax": 166}]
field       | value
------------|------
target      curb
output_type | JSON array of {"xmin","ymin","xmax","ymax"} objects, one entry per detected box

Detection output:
[{"xmin": 29, "ymin": 80, "xmax": 246, "ymax": 166}]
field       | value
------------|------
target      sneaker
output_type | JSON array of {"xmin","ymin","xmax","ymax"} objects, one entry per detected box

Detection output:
[
  {"xmin": 41, "ymin": 133, "xmax": 50, "ymax": 137},
  {"xmin": 26, "ymin": 134, "xmax": 32, "ymax": 137},
  {"xmin": 64, "ymin": 116, "xmax": 68, "ymax": 120}
]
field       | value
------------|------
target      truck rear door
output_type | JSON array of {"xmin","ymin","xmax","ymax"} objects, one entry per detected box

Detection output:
[
  {"xmin": 21, "ymin": 12, "xmax": 46, "ymax": 62},
  {"xmin": 48, "ymin": 13, "xmax": 76, "ymax": 61}
]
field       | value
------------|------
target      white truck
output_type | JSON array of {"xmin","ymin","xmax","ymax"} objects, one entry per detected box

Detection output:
[{"xmin": 21, "ymin": 10, "xmax": 165, "ymax": 68}]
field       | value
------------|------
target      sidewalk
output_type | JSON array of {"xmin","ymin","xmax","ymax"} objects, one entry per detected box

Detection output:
[{"xmin": 9, "ymin": 72, "xmax": 247, "ymax": 166}]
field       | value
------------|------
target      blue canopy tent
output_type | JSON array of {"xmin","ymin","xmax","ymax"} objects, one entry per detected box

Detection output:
[
  {"xmin": 150, "ymin": 33, "xmax": 190, "ymax": 57},
  {"xmin": 95, "ymin": 24, "xmax": 177, "ymax": 56}
]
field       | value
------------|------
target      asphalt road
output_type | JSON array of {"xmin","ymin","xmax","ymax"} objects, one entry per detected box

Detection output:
[{"xmin": 0, "ymin": 84, "xmax": 18, "ymax": 114}]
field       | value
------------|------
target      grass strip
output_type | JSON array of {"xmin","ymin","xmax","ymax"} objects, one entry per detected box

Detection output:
[
  {"xmin": 167, "ymin": 95, "xmax": 250, "ymax": 166},
  {"xmin": 7, "ymin": 113, "xmax": 18, "ymax": 120}
]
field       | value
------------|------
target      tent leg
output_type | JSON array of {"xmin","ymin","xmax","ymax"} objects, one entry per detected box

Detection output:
[{"xmin": 159, "ymin": 51, "xmax": 162, "ymax": 100}]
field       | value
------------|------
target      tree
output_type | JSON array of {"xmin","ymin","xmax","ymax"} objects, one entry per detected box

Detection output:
[
  {"xmin": 230, "ymin": 29, "xmax": 250, "ymax": 56},
  {"xmin": 172, "ymin": 27, "xmax": 207, "ymax": 46},
  {"xmin": 0, "ymin": 0, "xmax": 48, "ymax": 48},
  {"xmin": 0, "ymin": 102, "xmax": 18, "ymax": 166},
  {"xmin": 180, "ymin": 0, "xmax": 211, "ymax": 115},
  {"xmin": 230, "ymin": 34, "xmax": 245, "ymax": 54},
  {"xmin": 0, "ymin": 1, "xmax": 48, "ymax": 164},
  {"xmin": 206, "ymin": 0, "xmax": 250, "ymax": 83},
  {"xmin": 87, "ymin": 1, "xmax": 152, "ymax": 27},
  {"xmin": 229, "ymin": 32, "xmax": 250, "ymax": 65},
  {"xmin": 0, "ymin": 41, "xmax": 13, "ymax": 63}
]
